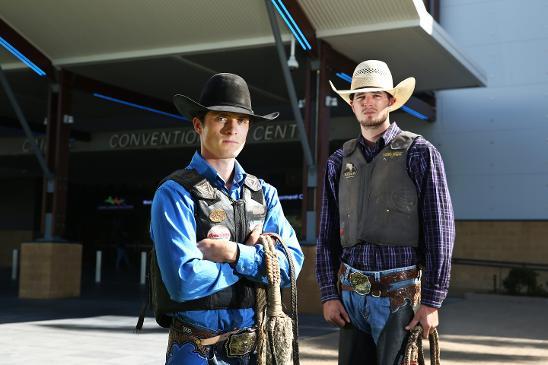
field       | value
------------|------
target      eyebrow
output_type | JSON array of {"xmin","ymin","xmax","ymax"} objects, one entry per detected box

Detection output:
[
  {"xmin": 216, "ymin": 112, "xmax": 249, "ymax": 119},
  {"xmin": 354, "ymin": 91, "xmax": 384, "ymax": 98}
]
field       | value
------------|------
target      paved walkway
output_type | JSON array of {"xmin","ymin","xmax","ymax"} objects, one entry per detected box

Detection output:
[{"xmin": 1, "ymin": 287, "xmax": 547, "ymax": 364}]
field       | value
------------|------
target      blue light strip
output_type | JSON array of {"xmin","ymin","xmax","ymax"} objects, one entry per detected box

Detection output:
[
  {"xmin": 0, "ymin": 36, "xmax": 46, "ymax": 77},
  {"xmin": 275, "ymin": 0, "xmax": 312, "ymax": 50},
  {"xmin": 401, "ymin": 105, "xmax": 429, "ymax": 120},
  {"xmin": 336, "ymin": 72, "xmax": 353, "ymax": 83},
  {"xmin": 270, "ymin": 0, "xmax": 311, "ymax": 51},
  {"xmin": 93, "ymin": 93, "xmax": 188, "ymax": 121},
  {"xmin": 270, "ymin": 0, "xmax": 306, "ymax": 50},
  {"xmin": 336, "ymin": 71, "xmax": 430, "ymax": 121}
]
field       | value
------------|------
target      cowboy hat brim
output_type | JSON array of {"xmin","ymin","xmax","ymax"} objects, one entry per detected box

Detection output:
[
  {"xmin": 173, "ymin": 94, "xmax": 279, "ymax": 121},
  {"xmin": 329, "ymin": 77, "xmax": 416, "ymax": 112}
]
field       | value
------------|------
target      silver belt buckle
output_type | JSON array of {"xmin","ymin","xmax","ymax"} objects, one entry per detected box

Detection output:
[
  {"xmin": 349, "ymin": 271, "xmax": 371, "ymax": 295},
  {"xmin": 225, "ymin": 329, "xmax": 257, "ymax": 357}
]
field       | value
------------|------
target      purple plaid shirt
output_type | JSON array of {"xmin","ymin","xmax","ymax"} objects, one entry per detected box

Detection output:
[{"xmin": 316, "ymin": 123, "xmax": 455, "ymax": 308}]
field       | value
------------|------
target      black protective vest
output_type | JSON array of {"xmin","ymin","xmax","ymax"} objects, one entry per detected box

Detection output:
[
  {"xmin": 151, "ymin": 169, "xmax": 266, "ymax": 328},
  {"xmin": 338, "ymin": 131, "xmax": 420, "ymax": 247}
]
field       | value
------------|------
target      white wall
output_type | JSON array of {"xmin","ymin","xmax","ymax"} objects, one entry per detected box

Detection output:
[{"xmin": 401, "ymin": 0, "xmax": 548, "ymax": 219}]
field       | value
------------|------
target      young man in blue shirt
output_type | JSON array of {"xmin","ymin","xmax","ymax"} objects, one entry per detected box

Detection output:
[{"xmin": 150, "ymin": 73, "xmax": 304, "ymax": 365}]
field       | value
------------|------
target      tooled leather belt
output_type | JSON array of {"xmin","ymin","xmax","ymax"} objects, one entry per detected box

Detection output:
[
  {"xmin": 338, "ymin": 265, "xmax": 420, "ymax": 297},
  {"xmin": 168, "ymin": 319, "xmax": 257, "ymax": 358}
]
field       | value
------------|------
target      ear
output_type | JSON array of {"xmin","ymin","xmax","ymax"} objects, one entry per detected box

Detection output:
[
  {"xmin": 192, "ymin": 117, "xmax": 203, "ymax": 135},
  {"xmin": 349, "ymin": 99, "xmax": 356, "ymax": 114},
  {"xmin": 389, "ymin": 96, "xmax": 397, "ymax": 107}
]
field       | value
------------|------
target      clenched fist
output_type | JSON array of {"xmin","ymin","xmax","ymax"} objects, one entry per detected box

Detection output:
[{"xmin": 197, "ymin": 239, "xmax": 238, "ymax": 263}]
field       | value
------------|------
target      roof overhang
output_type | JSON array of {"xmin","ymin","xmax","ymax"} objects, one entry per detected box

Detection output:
[
  {"xmin": 1, "ymin": 0, "xmax": 485, "ymax": 92},
  {"xmin": 301, "ymin": 0, "xmax": 486, "ymax": 91}
]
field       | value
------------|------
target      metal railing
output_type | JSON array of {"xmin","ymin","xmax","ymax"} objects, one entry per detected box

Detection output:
[{"xmin": 452, "ymin": 257, "xmax": 548, "ymax": 272}]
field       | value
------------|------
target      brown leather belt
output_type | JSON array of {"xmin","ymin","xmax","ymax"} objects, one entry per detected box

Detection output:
[
  {"xmin": 338, "ymin": 265, "xmax": 420, "ymax": 297},
  {"xmin": 169, "ymin": 319, "xmax": 257, "ymax": 357},
  {"xmin": 171, "ymin": 319, "xmax": 214, "ymax": 339}
]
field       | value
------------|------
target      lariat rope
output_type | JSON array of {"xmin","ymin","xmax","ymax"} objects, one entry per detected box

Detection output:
[
  {"xmin": 403, "ymin": 326, "xmax": 441, "ymax": 365},
  {"xmin": 255, "ymin": 233, "xmax": 299, "ymax": 365}
]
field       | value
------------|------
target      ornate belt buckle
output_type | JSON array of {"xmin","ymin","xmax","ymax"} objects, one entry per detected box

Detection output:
[
  {"xmin": 225, "ymin": 330, "xmax": 257, "ymax": 357},
  {"xmin": 349, "ymin": 271, "xmax": 371, "ymax": 295}
]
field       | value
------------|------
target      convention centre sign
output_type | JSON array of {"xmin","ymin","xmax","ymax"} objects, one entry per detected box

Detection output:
[{"xmin": 0, "ymin": 121, "xmax": 300, "ymax": 156}]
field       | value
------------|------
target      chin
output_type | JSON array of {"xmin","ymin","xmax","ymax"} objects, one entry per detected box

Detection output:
[
  {"xmin": 220, "ymin": 150, "xmax": 241, "ymax": 159},
  {"xmin": 360, "ymin": 120, "xmax": 384, "ymax": 127}
]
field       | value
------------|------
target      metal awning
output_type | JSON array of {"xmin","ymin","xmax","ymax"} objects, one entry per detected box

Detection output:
[
  {"xmin": 0, "ymin": 0, "xmax": 484, "ymax": 92},
  {"xmin": 301, "ymin": 0, "xmax": 486, "ymax": 91}
]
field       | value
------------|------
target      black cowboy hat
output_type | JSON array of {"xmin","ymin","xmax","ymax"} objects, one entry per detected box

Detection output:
[{"xmin": 173, "ymin": 73, "xmax": 279, "ymax": 121}]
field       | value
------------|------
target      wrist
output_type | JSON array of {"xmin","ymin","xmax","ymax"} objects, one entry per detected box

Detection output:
[{"xmin": 227, "ymin": 241, "xmax": 239, "ymax": 264}]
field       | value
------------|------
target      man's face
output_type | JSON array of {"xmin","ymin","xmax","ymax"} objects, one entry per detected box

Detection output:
[
  {"xmin": 350, "ymin": 91, "xmax": 395, "ymax": 128},
  {"xmin": 193, "ymin": 111, "xmax": 250, "ymax": 159}
]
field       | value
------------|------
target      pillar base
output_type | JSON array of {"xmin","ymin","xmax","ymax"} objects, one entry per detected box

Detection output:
[
  {"xmin": 297, "ymin": 245, "xmax": 323, "ymax": 314},
  {"xmin": 19, "ymin": 242, "xmax": 82, "ymax": 299}
]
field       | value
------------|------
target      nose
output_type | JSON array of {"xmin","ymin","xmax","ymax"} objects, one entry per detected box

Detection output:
[
  {"xmin": 362, "ymin": 95, "xmax": 374, "ymax": 106},
  {"xmin": 222, "ymin": 118, "xmax": 238, "ymax": 134}
]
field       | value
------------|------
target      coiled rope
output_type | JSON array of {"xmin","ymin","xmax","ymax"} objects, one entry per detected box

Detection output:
[
  {"xmin": 403, "ymin": 326, "xmax": 441, "ymax": 365},
  {"xmin": 255, "ymin": 233, "xmax": 299, "ymax": 365}
]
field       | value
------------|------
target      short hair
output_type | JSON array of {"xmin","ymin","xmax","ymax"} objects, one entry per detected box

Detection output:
[
  {"xmin": 350, "ymin": 91, "xmax": 393, "ymax": 101},
  {"xmin": 193, "ymin": 110, "xmax": 208, "ymax": 123}
]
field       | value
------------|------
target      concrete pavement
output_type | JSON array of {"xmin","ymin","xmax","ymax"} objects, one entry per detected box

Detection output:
[{"xmin": 1, "ymin": 282, "xmax": 547, "ymax": 364}]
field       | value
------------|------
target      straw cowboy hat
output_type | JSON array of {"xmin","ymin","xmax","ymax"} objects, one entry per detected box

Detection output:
[
  {"xmin": 329, "ymin": 60, "xmax": 415, "ymax": 112},
  {"xmin": 173, "ymin": 73, "xmax": 279, "ymax": 121}
]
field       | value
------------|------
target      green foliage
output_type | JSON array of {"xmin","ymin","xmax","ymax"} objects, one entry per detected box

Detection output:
[{"xmin": 502, "ymin": 268, "xmax": 546, "ymax": 296}]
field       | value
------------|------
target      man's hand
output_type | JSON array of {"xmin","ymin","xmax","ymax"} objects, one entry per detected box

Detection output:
[
  {"xmin": 197, "ymin": 239, "xmax": 238, "ymax": 263},
  {"xmin": 405, "ymin": 304, "xmax": 439, "ymax": 339},
  {"xmin": 245, "ymin": 225, "xmax": 262, "ymax": 246},
  {"xmin": 198, "ymin": 225, "xmax": 262, "ymax": 263},
  {"xmin": 322, "ymin": 299, "xmax": 350, "ymax": 327}
]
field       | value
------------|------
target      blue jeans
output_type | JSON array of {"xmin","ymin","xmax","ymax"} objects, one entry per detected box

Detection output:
[
  {"xmin": 339, "ymin": 263, "xmax": 420, "ymax": 365},
  {"xmin": 340, "ymin": 263, "xmax": 420, "ymax": 343},
  {"xmin": 166, "ymin": 341, "xmax": 256, "ymax": 365}
]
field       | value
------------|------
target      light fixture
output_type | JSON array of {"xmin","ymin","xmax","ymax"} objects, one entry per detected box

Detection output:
[
  {"xmin": 0, "ymin": 36, "xmax": 46, "ymax": 77},
  {"xmin": 270, "ymin": 0, "xmax": 312, "ymax": 51},
  {"xmin": 93, "ymin": 93, "xmax": 188, "ymax": 121},
  {"xmin": 287, "ymin": 36, "xmax": 299, "ymax": 70}
]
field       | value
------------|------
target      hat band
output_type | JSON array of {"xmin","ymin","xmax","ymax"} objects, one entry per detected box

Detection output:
[
  {"xmin": 351, "ymin": 85, "xmax": 390, "ymax": 90},
  {"xmin": 203, "ymin": 102, "xmax": 253, "ymax": 113}
]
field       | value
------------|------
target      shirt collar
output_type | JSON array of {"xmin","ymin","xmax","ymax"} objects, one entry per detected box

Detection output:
[
  {"xmin": 382, "ymin": 122, "xmax": 401, "ymax": 145},
  {"xmin": 358, "ymin": 122, "xmax": 402, "ymax": 149},
  {"xmin": 188, "ymin": 151, "xmax": 246, "ymax": 190}
]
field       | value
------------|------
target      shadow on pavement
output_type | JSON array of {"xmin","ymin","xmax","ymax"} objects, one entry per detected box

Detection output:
[{"xmin": 440, "ymin": 349, "xmax": 544, "ymax": 363}]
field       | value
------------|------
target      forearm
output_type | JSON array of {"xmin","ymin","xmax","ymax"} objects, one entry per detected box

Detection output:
[
  {"xmin": 232, "ymin": 183, "xmax": 304, "ymax": 285},
  {"xmin": 315, "ymin": 202, "xmax": 343, "ymax": 302},
  {"xmin": 316, "ymin": 245, "xmax": 341, "ymax": 303},
  {"xmin": 234, "ymin": 229, "xmax": 303, "ymax": 286},
  {"xmin": 410, "ymin": 139, "xmax": 455, "ymax": 308},
  {"xmin": 421, "ymin": 226, "xmax": 454, "ymax": 307},
  {"xmin": 152, "ymin": 182, "xmax": 240, "ymax": 302},
  {"xmin": 164, "ymin": 257, "xmax": 240, "ymax": 302},
  {"xmin": 316, "ymin": 152, "xmax": 344, "ymax": 302}
]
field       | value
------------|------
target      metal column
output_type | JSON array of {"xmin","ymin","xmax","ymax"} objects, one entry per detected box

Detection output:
[{"xmin": 41, "ymin": 70, "xmax": 73, "ymax": 239}]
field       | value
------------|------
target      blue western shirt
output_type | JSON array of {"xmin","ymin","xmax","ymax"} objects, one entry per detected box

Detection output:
[{"xmin": 151, "ymin": 152, "xmax": 304, "ymax": 332}]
